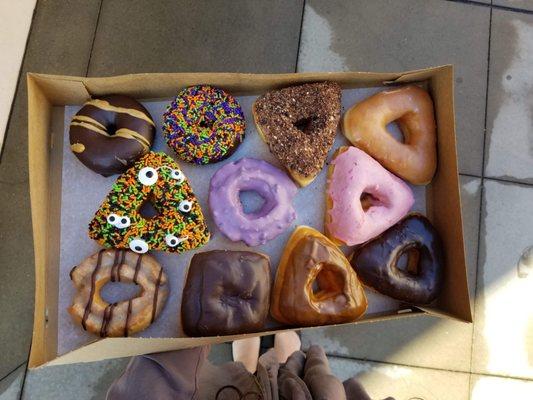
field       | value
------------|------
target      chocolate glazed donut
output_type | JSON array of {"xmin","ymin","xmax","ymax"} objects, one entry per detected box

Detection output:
[
  {"xmin": 350, "ymin": 214, "xmax": 444, "ymax": 305},
  {"xmin": 69, "ymin": 95, "xmax": 155, "ymax": 176}
]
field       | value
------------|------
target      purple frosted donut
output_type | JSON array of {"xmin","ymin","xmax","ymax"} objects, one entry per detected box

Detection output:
[{"xmin": 209, "ymin": 158, "xmax": 297, "ymax": 246}]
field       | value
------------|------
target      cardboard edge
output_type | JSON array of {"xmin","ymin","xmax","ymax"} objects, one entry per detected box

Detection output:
[
  {"xmin": 33, "ymin": 310, "xmax": 425, "ymax": 368},
  {"xmin": 27, "ymin": 73, "xmax": 52, "ymax": 368}
]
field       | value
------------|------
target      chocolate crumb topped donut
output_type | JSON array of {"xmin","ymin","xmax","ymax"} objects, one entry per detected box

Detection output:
[
  {"xmin": 253, "ymin": 82, "xmax": 341, "ymax": 187},
  {"xmin": 69, "ymin": 95, "xmax": 155, "ymax": 176},
  {"xmin": 68, "ymin": 249, "xmax": 168, "ymax": 337}
]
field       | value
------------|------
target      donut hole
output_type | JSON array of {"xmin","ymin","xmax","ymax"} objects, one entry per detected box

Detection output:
[
  {"xmin": 198, "ymin": 117, "xmax": 215, "ymax": 130},
  {"xmin": 138, "ymin": 197, "xmax": 159, "ymax": 219},
  {"xmin": 386, "ymin": 121, "xmax": 406, "ymax": 143},
  {"xmin": 396, "ymin": 247, "xmax": 421, "ymax": 276},
  {"xmin": 101, "ymin": 282, "xmax": 140, "ymax": 304},
  {"xmin": 360, "ymin": 192, "xmax": 381, "ymax": 211},
  {"xmin": 311, "ymin": 265, "xmax": 346, "ymax": 302},
  {"xmin": 294, "ymin": 116, "xmax": 319, "ymax": 135},
  {"xmin": 239, "ymin": 190, "xmax": 273, "ymax": 217}
]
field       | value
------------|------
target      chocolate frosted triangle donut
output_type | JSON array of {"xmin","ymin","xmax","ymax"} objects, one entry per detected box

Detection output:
[{"xmin": 253, "ymin": 82, "xmax": 342, "ymax": 187}]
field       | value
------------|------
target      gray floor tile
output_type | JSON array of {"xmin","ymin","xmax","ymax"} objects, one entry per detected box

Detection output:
[
  {"xmin": 301, "ymin": 175, "xmax": 481, "ymax": 372},
  {"xmin": 298, "ymin": 0, "xmax": 490, "ymax": 176},
  {"xmin": 22, "ymin": 358, "xmax": 128, "ymax": 400},
  {"xmin": 472, "ymin": 179, "xmax": 533, "ymax": 379},
  {"xmin": 484, "ymin": 10, "xmax": 533, "ymax": 183},
  {"xmin": 0, "ymin": 364, "xmax": 25, "ymax": 400},
  {"xmin": 328, "ymin": 355, "xmax": 470, "ymax": 400},
  {"xmin": 494, "ymin": 0, "xmax": 533, "ymax": 11},
  {"xmin": 470, "ymin": 373, "xmax": 533, "ymax": 399},
  {"xmin": 88, "ymin": 0, "xmax": 303, "ymax": 76},
  {"xmin": 0, "ymin": 0, "xmax": 100, "ymax": 380}
]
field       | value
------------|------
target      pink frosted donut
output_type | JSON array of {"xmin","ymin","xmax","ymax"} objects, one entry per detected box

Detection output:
[
  {"xmin": 325, "ymin": 146, "xmax": 414, "ymax": 246},
  {"xmin": 209, "ymin": 158, "xmax": 297, "ymax": 246}
]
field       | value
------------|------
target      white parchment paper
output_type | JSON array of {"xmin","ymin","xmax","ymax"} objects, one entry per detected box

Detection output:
[{"xmin": 57, "ymin": 88, "xmax": 426, "ymax": 355}]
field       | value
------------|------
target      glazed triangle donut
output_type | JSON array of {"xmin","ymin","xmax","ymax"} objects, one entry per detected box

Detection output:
[
  {"xmin": 252, "ymin": 82, "xmax": 341, "ymax": 187},
  {"xmin": 325, "ymin": 146, "xmax": 414, "ymax": 246},
  {"xmin": 271, "ymin": 226, "xmax": 367, "ymax": 326},
  {"xmin": 89, "ymin": 152, "xmax": 210, "ymax": 254}
]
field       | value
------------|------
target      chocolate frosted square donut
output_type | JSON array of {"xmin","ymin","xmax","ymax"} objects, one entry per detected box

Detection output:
[{"xmin": 181, "ymin": 250, "xmax": 271, "ymax": 336}]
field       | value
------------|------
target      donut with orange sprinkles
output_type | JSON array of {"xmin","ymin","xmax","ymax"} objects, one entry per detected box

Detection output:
[
  {"xmin": 162, "ymin": 85, "xmax": 245, "ymax": 165},
  {"xmin": 88, "ymin": 151, "xmax": 210, "ymax": 254}
]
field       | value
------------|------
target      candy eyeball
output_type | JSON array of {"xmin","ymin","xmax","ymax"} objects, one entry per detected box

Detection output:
[
  {"xmin": 178, "ymin": 200, "xmax": 193, "ymax": 213},
  {"xmin": 115, "ymin": 216, "xmax": 131, "ymax": 229},
  {"xmin": 170, "ymin": 169, "xmax": 185, "ymax": 184},
  {"xmin": 138, "ymin": 167, "xmax": 158, "ymax": 186},
  {"xmin": 107, "ymin": 213, "xmax": 120, "ymax": 226},
  {"xmin": 129, "ymin": 238, "xmax": 149, "ymax": 254},
  {"xmin": 165, "ymin": 234, "xmax": 187, "ymax": 247},
  {"xmin": 107, "ymin": 213, "xmax": 130, "ymax": 229}
]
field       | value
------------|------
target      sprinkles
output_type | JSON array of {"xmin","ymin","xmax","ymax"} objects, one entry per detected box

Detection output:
[
  {"xmin": 162, "ymin": 85, "xmax": 245, "ymax": 165},
  {"xmin": 88, "ymin": 152, "xmax": 210, "ymax": 253}
]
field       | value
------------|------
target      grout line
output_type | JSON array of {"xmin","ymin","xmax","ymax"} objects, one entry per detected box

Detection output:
[
  {"xmin": 325, "ymin": 352, "xmax": 472, "ymax": 375},
  {"xmin": 484, "ymin": 175, "xmax": 533, "ymax": 188},
  {"xmin": 17, "ymin": 343, "xmax": 32, "ymax": 400},
  {"xmin": 0, "ymin": 362, "xmax": 26, "ymax": 385},
  {"xmin": 85, "ymin": 0, "xmax": 104, "ymax": 77},
  {"xmin": 445, "ymin": 0, "xmax": 533, "ymax": 14},
  {"xmin": 459, "ymin": 172, "xmax": 482, "ymax": 179},
  {"xmin": 469, "ymin": 0, "xmax": 493, "ymax": 380},
  {"xmin": 293, "ymin": 0, "xmax": 306, "ymax": 73},
  {"xmin": 0, "ymin": 0, "xmax": 39, "ymax": 160},
  {"xmin": 326, "ymin": 351, "xmax": 533, "ymax": 382}
]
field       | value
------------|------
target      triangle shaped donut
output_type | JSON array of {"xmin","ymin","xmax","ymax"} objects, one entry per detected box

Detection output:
[
  {"xmin": 252, "ymin": 82, "xmax": 341, "ymax": 187},
  {"xmin": 271, "ymin": 226, "xmax": 367, "ymax": 326},
  {"xmin": 342, "ymin": 85, "xmax": 437, "ymax": 185},
  {"xmin": 325, "ymin": 146, "xmax": 414, "ymax": 246},
  {"xmin": 89, "ymin": 151, "xmax": 210, "ymax": 254}
]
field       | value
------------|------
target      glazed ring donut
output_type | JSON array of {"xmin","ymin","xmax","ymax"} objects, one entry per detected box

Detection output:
[
  {"xmin": 350, "ymin": 214, "xmax": 444, "ymax": 305},
  {"xmin": 89, "ymin": 151, "xmax": 210, "ymax": 254},
  {"xmin": 209, "ymin": 157, "xmax": 297, "ymax": 246},
  {"xmin": 68, "ymin": 249, "xmax": 168, "ymax": 337},
  {"xmin": 342, "ymin": 85, "xmax": 437, "ymax": 185},
  {"xmin": 163, "ymin": 85, "xmax": 246, "ymax": 165},
  {"xmin": 69, "ymin": 95, "xmax": 155, "ymax": 176}
]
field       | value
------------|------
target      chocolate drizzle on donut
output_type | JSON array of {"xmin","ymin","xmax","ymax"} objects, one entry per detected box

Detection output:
[
  {"xmin": 69, "ymin": 95, "xmax": 155, "ymax": 176},
  {"xmin": 82, "ymin": 249, "xmax": 105, "ymax": 331},
  {"xmin": 124, "ymin": 300, "xmax": 133, "ymax": 337},
  {"xmin": 151, "ymin": 268, "xmax": 163, "ymax": 324},
  {"xmin": 110, "ymin": 249, "xmax": 126, "ymax": 282},
  {"xmin": 133, "ymin": 254, "xmax": 143, "ymax": 284},
  {"xmin": 100, "ymin": 303, "xmax": 117, "ymax": 337}
]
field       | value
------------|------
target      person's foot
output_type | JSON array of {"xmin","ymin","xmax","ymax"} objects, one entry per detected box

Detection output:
[
  {"xmin": 274, "ymin": 331, "xmax": 301, "ymax": 363},
  {"xmin": 232, "ymin": 337, "xmax": 260, "ymax": 374}
]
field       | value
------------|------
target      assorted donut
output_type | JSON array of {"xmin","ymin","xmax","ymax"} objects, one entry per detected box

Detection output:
[{"xmin": 67, "ymin": 81, "xmax": 445, "ymax": 339}]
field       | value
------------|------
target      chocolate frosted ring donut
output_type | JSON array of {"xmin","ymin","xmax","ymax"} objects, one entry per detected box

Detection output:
[
  {"xmin": 68, "ymin": 249, "xmax": 168, "ymax": 337},
  {"xmin": 209, "ymin": 158, "xmax": 297, "ymax": 246},
  {"xmin": 181, "ymin": 250, "xmax": 271, "ymax": 336},
  {"xmin": 350, "ymin": 214, "xmax": 444, "ymax": 305},
  {"xmin": 163, "ymin": 85, "xmax": 245, "ymax": 165},
  {"xmin": 69, "ymin": 95, "xmax": 155, "ymax": 176}
]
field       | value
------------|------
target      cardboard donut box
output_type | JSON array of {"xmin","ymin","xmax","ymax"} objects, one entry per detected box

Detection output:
[{"xmin": 27, "ymin": 66, "xmax": 470, "ymax": 368}]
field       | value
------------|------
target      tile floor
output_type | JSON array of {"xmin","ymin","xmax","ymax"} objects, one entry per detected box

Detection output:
[{"xmin": 0, "ymin": 0, "xmax": 532, "ymax": 399}]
